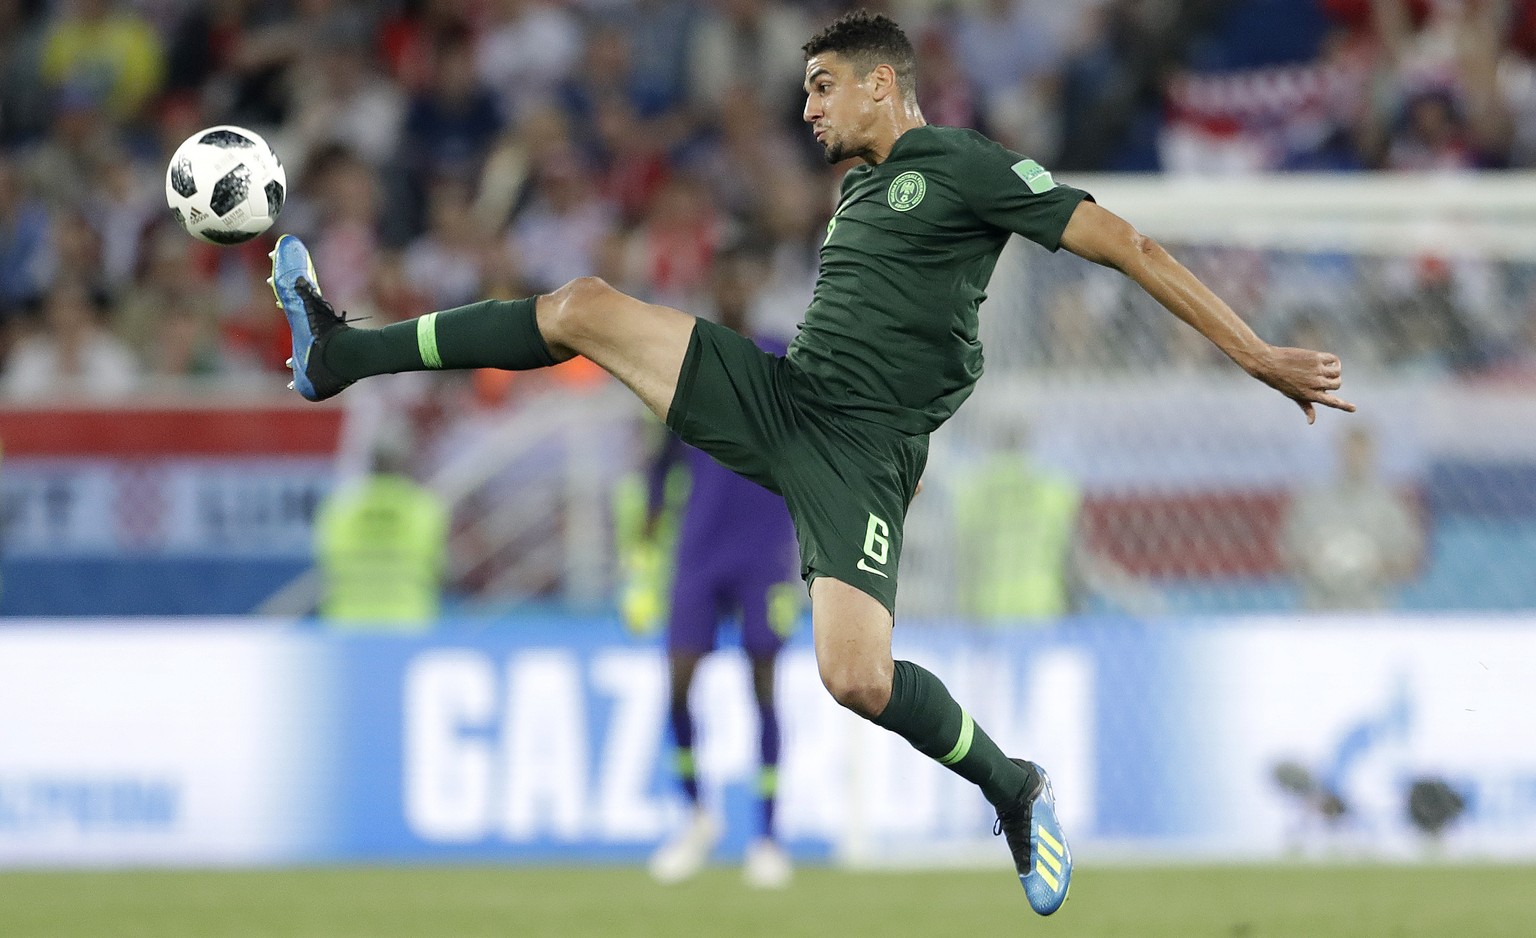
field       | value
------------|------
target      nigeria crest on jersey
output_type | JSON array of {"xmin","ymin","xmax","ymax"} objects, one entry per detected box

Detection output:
[{"xmin": 887, "ymin": 171, "xmax": 926, "ymax": 212}]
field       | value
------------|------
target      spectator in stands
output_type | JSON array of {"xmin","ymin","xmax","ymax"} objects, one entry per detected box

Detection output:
[
  {"xmin": 219, "ymin": 243, "xmax": 299, "ymax": 379},
  {"xmin": 914, "ymin": 21, "xmax": 987, "ymax": 134},
  {"xmin": 600, "ymin": 0, "xmax": 697, "ymax": 118},
  {"xmin": 38, "ymin": 0, "xmax": 165, "ymax": 125},
  {"xmin": 161, "ymin": 0, "xmax": 236, "ymax": 99},
  {"xmin": 558, "ymin": 25, "xmax": 692, "ymax": 220},
  {"xmin": 507, "ymin": 152, "xmax": 618, "ymax": 293},
  {"xmin": 378, "ymin": 0, "xmax": 478, "ymax": 93},
  {"xmin": 399, "ymin": 26, "xmax": 504, "ymax": 187},
  {"xmin": 391, "ymin": 22, "xmax": 499, "ymax": 241},
  {"xmin": 115, "ymin": 225, "xmax": 219, "ymax": 368},
  {"xmin": 470, "ymin": 105, "xmax": 574, "ymax": 235},
  {"xmin": 746, "ymin": 165, "xmax": 822, "ymax": 336},
  {"xmin": 24, "ymin": 83, "xmax": 121, "ymax": 210},
  {"xmin": 614, "ymin": 173, "xmax": 722, "ymax": 308},
  {"xmin": 1283, "ymin": 424, "xmax": 1423, "ymax": 611},
  {"xmin": 0, "ymin": 156, "xmax": 48, "ymax": 312},
  {"xmin": 308, "ymin": 148, "xmax": 385, "ymax": 311},
  {"xmin": 475, "ymin": 0, "xmax": 582, "ymax": 124},
  {"xmin": 164, "ymin": 0, "xmax": 305, "ymax": 130},
  {"xmin": 403, "ymin": 176, "xmax": 491, "ymax": 311},
  {"xmin": 560, "ymin": 21, "xmax": 686, "ymax": 128},
  {"xmin": 0, "ymin": 0, "xmax": 49, "ymax": 145},
  {"xmin": 1055, "ymin": 0, "xmax": 1168, "ymax": 170},
  {"xmin": 953, "ymin": 0, "xmax": 1072, "ymax": 158},
  {"xmin": 88, "ymin": 144, "xmax": 159, "ymax": 290},
  {"xmin": 1489, "ymin": 0, "xmax": 1536, "ymax": 169},
  {"xmin": 2, "ymin": 278, "xmax": 139, "ymax": 399},
  {"xmin": 1361, "ymin": 0, "xmax": 1508, "ymax": 169},
  {"xmin": 33, "ymin": 207, "xmax": 105, "ymax": 301},
  {"xmin": 686, "ymin": 0, "xmax": 810, "ymax": 123},
  {"xmin": 591, "ymin": 92, "xmax": 673, "ymax": 225},
  {"xmin": 690, "ymin": 86, "xmax": 806, "ymax": 225},
  {"xmin": 286, "ymin": 15, "xmax": 405, "ymax": 175},
  {"xmin": 315, "ymin": 426, "xmax": 449, "ymax": 631},
  {"xmin": 1383, "ymin": 88, "xmax": 1481, "ymax": 171},
  {"xmin": 142, "ymin": 295, "xmax": 224, "ymax": 384}
]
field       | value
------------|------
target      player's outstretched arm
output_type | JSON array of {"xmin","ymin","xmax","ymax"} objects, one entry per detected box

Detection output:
[{"xmin": 1059, "ymin": 200, "xmax": 1356, "ymax": 424}]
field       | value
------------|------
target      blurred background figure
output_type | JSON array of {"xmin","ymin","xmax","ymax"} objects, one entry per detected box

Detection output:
[
  {"xmin": 686, "ymin": 0, "xmax": 810, "ymax": 123},
  {"xmin": 631, "ymin": 245, "xmax": 800, "ymax": 890},
  {"xmin": 403, "ymin": 176, "xmax": 492, "ymax": 311},
  {"xmin": 304, "ymin": 146, "xmax": 386, "ymax": 311},
  {"xmin": 952, "ymin": 0, "xmax": 1072, "ymax": 159},
  {"xmin": 115, "ymin": 227, "xmax": 223, "ymax": 380},
  {"xmin": 139, "ymin": 297, "xmax": 224, "ymax": 384},
  {"xmin": 2, "ymin": 277, "xmax": 138, "ymax": 399},
  {"xmin": 1283, "ymin": 424, "xmax": 1424, "ymax": 611},
  {"xmin": 0, "ymin": 156, "xmax": 48, "ymax": 359},
  {"xmin": 314, "ymin": 426, "xmax": 449, "ymax": 632},
  {"xmin": 951, "ymin": 415, "xmax": 1083, "ymax": 624},
  {"xmin": 475, "ymin": 0, "xmax": 582, "ymax": 125},
  {"xmin": 285, "ymin": 12, "xmax": 405, "ymax": 177},
  {"xmin": 38, "ymin": 0, "xmax": 165, "ymax": 126}
]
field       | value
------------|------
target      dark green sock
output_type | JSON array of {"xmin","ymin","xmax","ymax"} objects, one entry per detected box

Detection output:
[
  {"xmin": 322, "ymin": 298, "xmax": 556, "ymax": 381},
  {"xmin": 873, "ymin": 659, "xmax": 1035, "ymax": 807}
]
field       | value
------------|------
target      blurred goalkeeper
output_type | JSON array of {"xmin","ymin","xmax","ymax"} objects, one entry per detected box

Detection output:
[
  {"xmin": 269, "ymin": 10, "xmax": 1352, "ymax": 917},
  {"xmin": 625, "ymin": 250, "xmax": 801, "ymax": 889}
]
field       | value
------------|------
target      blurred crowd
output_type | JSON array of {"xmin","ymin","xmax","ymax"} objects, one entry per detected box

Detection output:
[
  {"xmin": 1163, "ymin": 0, "xmax": 1536, "ymax": 174},
  {"xmin": 5, "ymin": 0, "xmax": 1536, "ymax": 402}
]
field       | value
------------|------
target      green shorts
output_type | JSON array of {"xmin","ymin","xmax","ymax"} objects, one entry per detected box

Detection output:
[{"xmin": 666, "ymin": 319, "xmax": 928, "ymax": 613}]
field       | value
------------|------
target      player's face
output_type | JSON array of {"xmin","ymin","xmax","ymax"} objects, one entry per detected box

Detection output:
[{"xmin": 803, "ymin": 53, "xmax": 877, "ymax": 164}]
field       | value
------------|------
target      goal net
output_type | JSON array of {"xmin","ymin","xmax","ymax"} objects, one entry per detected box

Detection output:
[{"xmin": 899, "ymin": 171, "xmax": 1536, "ymax": 622}]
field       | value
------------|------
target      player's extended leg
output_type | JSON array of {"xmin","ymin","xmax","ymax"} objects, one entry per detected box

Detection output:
[
  {"xmin": 811, "ymin": 576, "xmax": 1072, "ymax": 914},
  {"xmin": 647, "ymin": 649, "xmax": 720, "ymax": 884},
  {"xmin": 271, "ymin": 235, "xmax": 694, "ymax": 419}
]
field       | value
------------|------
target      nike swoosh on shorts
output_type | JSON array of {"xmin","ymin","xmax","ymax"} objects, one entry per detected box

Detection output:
[{"xmin": 856, "ymin": 558, "xmax": 889, "ymax": 578}]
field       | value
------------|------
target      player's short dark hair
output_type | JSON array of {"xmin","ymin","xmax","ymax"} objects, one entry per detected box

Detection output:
[{"xmin": 802, "ymin": 10, "xmax": 916, "ymax": 98}]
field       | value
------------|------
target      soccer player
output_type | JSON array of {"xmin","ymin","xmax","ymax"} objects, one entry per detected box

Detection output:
[
  {"xmin": 270, "ymin": 11, "xmax": 1352, "ymax": 915},
  {"xmin": 640, "ymin": 251, "xmax": 801, "ymax": 889}
]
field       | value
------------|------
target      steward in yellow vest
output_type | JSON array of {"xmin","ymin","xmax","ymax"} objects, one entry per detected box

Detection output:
[{"xmin": 315, "ymin": 464, "xmax": 448, "ymax": 631}]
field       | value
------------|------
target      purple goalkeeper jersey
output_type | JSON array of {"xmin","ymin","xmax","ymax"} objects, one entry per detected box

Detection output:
[
  {"xmin": 647, "ymin": 333, "xmax": 799, "ymax": 654},
  {"xmin": 669, "ymin": 440, "xmax": 797, "ymax": 574}
]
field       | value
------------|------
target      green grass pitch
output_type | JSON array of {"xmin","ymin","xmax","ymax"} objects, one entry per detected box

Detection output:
[{"xmin": 2, "ymin": 863, "xmax": 1531, "ymax": 938}]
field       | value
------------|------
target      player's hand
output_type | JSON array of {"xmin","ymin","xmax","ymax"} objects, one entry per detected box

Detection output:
[{"xmin": 1250, "ymin": 345, "xmax": 1356, "ymax": 425}]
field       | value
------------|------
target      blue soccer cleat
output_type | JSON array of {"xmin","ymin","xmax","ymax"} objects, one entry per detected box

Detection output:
[
  {"xmin": 995, "ymin": 759, "xmax": 1072, "ymax": 915},
  {"xmin": 268, "ymin": 234, "xmax": 352, "ymax": 401}
]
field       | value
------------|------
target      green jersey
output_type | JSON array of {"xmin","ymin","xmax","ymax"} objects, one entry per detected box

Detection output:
[{"xmin": 787, "ymin": 125, "xmax": 1091, "ymax": 434}]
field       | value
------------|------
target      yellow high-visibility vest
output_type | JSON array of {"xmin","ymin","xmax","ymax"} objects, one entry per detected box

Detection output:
[
  {"xmin": 315, "ymin": 474, "xmax": 448, "ymax": 631},
  {"xmin": 954, "ymin": 457, "xmax": 1081, "ymax": 622}
]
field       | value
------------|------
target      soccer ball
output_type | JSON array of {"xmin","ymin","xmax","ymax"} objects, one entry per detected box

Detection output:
[{"xmin": 164, "ymin": 125, "xmax": 286, "ymax": 245}]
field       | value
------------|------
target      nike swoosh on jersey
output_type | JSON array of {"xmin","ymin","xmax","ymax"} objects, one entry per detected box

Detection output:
[{"xmin": 856, "ymin": 558, "xmax": 889, "ymax": 578}]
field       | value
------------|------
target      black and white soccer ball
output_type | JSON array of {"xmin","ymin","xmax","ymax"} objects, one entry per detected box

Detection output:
[{"xmin": 165, "ymin": 125, "xmax": 286, "ymax": 245}]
